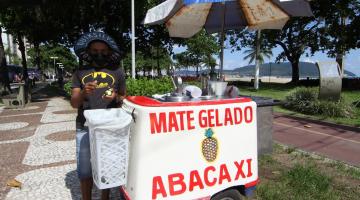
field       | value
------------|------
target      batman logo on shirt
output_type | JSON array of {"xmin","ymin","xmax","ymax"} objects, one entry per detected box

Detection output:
[{"xmin": 81, "ymin": 72, "xmax": 115, "ymax": 88}]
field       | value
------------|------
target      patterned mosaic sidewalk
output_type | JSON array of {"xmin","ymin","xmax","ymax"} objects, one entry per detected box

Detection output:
[{"xmin": 0, "ymin": 97, "xmax": 121, "ymax": 200}]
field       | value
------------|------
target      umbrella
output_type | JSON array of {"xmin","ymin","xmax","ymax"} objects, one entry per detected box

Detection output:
[{"xmin": 144, "ymin": 0, "xmax": 313, "ymax": 78}]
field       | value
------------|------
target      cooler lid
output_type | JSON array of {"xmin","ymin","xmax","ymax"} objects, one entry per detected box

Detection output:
[{"xmin": 125, "ymin": 96, "xmax": 252, "ymax": 107}]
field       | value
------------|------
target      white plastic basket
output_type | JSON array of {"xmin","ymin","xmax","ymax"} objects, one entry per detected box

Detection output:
[{"xmin": 84, "ymin": 108, "xmax": 132, "ymax": 189}]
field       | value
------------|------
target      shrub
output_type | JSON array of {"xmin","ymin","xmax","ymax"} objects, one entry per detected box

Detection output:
[
  {"xmin": 284, "ymin": 87, "xmax": 353, "ymax": 118},
  {"xmin": 284, "ymin": 87, "xmax": 319, "ymax": 115},
  {"xmin": 64, "ymin": 81, "xmax": 72, "ymax": 96},
  {"xmin": 64, "ymin": 77, "xmax": 174, "ymax": 97},
  {"xmin": 126, "ymin": 77, "xmax": 174, "ymax": 96},
  {"xmin": 315, "ymin": 100, "xmax": 353, "ymax": 118}
]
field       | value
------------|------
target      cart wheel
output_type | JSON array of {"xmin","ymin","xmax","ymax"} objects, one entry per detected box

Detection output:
[{"xmin": 211, "ymin": 189, "xmax": 242, "ymax": 200}]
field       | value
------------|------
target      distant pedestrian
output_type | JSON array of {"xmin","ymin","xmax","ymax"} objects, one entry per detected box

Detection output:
[
  {"xmin": 14, "ymin": 73, "xmax": 21, "ymax": 82},
  {"xmin": 29, "ymin": 72, "xmax": 35, "ymax": 87}
]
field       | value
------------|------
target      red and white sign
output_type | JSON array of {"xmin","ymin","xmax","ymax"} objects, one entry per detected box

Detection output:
[{"xmin": 124, "ymin": 97, "xmax": 258, "ymax": 200}]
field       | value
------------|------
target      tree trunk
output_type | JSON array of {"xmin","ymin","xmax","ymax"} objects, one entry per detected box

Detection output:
[
  {"xmin": 17, "ymin": 34, "xmax": 30, "ymax": 103},
  {"xmin": 6, "ymin": 34, "xmax": 12, "ymax": 64},
  {"xmin": 0, "ymin": 27, "xmax": 12, "ymax": 93},
  {"xmin": 34, "ymin": 42, "xmax": 41, "ymax": 70},
  {"xmin": 135, "ymin": 67, "xmax": 139, "ymax": 78},
  {"xmin": 166, "ymin": 64, "xmax": 171, "ymax": 76},
  {"xmin": 210, "ymin": 65, "xmax": 215, "ymax": 74},
  {"xmin": 17, "ymin": 34, "xmax": 28, "ymax": 81},
  {"xmin": 336, "ymin": 16, "xmax": 346, "ymax": 77},
  {"xmin": 254, "ymin": 30, "xmax": 261, "ymax": 90},
  {"xmin": 336, "ymin": 56, "xmax": 344, "ymax": 76},
  {"xmin": 196, "ymin": 65, "xmax": 199, "ymax": 77},
  {"xmin": 275, "ymin": 41, "xmax": 301, "ymax": 84},
  {"xmin": 208, "ymin": 54, "xmax": 216, "ymax": 80},
  {"xmin": 156, "ymin": 47, "xmax": 161, "ymax": 77},
  {"xmin": 291, "ymin": 61, "xmax": 300, "ymax": 84},
  {"xmin": 79, "ymin": 59, "xmax": 83, "ymax": 69}
]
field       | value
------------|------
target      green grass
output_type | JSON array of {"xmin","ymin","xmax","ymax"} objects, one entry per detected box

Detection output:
[
  {"xmin": 257, "ymin": 165, "xmax": 337, "ymax": 200},
  {"xmin": 232, "ymin": 83, "xmax": 360, "ymax": 127},
  {"xmin": 235, "ymin": 83, "xmax": 295, "ymax": 100},
  {"xmin": 328, "ymin": 161, "xmax": 360, "ymax": 179},
  {"xmin": 255, "ymin": 144, "xmax": 360, "ymax": 200}
]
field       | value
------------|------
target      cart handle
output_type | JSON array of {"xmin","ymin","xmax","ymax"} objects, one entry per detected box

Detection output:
[{"xmin": 122, "ymin": 105, "xmax": 137, "ymax": 123}]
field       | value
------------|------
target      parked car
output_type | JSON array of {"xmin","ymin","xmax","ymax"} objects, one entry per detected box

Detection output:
[{"xmin": 4, "ymin": 65, "xmax": 41, "ymax": 82}]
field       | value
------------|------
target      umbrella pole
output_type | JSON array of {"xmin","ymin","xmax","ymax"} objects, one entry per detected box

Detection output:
[
  {"xmin": 219, "ymin": 2, "xmax": 226, "ymax": 81},
  {"xmin": 220, "ymin": 31, "xmax": 225, "ymax": 81},
  {"xmin": 254, "ymin": 30, "xmax": 261, "ymax": 90}
]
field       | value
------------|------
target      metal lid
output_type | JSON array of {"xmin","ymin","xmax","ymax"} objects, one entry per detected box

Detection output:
[{"xmin": 165, "ymin": 95, "xmax": 191, "ymax": 102}]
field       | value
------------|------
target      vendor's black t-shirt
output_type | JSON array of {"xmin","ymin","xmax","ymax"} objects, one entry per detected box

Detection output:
[{"xmin": 72, "ymin": 65, "xmax": 126, "ymax": 128}]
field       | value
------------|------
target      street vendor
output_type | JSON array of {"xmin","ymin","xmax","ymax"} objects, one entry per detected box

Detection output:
[{"xmin": 71, "ymin": 32, "xmax": 126, "ymax": 200}]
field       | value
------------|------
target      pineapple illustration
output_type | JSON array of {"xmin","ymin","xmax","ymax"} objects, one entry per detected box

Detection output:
[{"xmin": 201, "ymin": 128, "xmax": 218, "ymax": 162}]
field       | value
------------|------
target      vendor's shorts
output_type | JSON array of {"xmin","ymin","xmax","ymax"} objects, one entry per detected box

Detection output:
[{"xmin": 76, "ymin": 127, "xmax": 92, "ymax": 180}]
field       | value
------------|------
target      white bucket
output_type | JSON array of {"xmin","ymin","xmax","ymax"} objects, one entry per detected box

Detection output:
[{"xmin": 208, "ymin": 81, "xmax": 228, "ymax": 96}]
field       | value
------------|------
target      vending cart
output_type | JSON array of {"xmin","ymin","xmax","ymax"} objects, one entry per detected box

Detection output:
[{"xmin": 121, "ymin": 96, "xmax": 258, "ymax": 200}]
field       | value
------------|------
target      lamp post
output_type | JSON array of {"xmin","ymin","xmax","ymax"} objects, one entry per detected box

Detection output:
[
  {"xmin": 50, "ymin": 56, "xmax": 58, "ymax": 79},
  {"xmin": 269, "ymin": 62, "xmax": 272, "ymax": 83},
  {"xmin": 131, "ymin": 0, "xmax": 136, "ymax": 79},
  {"xmin": 57, "ymin": 63, "xmax": 63, "ymax": 72},
  {"xmin": 57, "ymin": 63, "xmax": 64, "ymax": 87},
  {"xmin": 254, "ymin": 30, "xmax": 261, "ymax": 90}
]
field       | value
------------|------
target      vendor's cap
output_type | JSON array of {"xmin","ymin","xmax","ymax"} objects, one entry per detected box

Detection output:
[{"xmin": 74, "ymin": 32, "xmax": 120, "ymax": 57}]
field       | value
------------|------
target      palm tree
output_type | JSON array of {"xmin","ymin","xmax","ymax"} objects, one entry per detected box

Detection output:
[
  {"xmin": 244, "ymin": 30, "xmax": 274, "ymax": 90},
  {"xmin": 243, "ymin": 44, "xmax": 273, "ymax": 65}
]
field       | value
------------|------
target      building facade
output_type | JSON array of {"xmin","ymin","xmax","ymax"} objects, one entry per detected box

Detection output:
[{"xmin": 1, "ymin": 27, "xmax": 31, "ymax": 65}]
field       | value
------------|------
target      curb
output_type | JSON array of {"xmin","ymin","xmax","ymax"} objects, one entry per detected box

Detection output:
[
  {"xmin": 274, "ymin": 142, "xmax": 360, "ymax": 169},
  {"xmin": 274, "ymin": 112, "xmax": 360, "ymax": 132}
]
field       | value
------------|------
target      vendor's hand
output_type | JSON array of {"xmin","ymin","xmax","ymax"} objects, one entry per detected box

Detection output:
[
  {"xmin": 102, "ymin": 88, "xmax": 116, "ymax": 102},
  {"xmin": 116, "ymin": 95, "xmax": 125, "ymax": 107},
  {"xmin": 83, "ymin": 81, "xmax": 98, "ymax": 97}
]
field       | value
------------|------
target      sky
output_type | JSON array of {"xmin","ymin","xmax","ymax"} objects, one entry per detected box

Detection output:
[
  {"xmin": 2, "ymin": 30, "xmax": 359, "ymax": 76},
  {"xmin": 174, "ymin": 45, "xmax": 360, "ymax": 76}
]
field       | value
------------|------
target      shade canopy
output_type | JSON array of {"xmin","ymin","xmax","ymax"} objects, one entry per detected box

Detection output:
[{"xmin": 144, "ymin": 0, "xmax": 313, "ymax": 38}]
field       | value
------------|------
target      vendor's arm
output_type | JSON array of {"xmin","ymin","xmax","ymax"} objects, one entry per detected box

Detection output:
[
  {"xmin": 116, "ymin": 68, "xmax": 126, "ymax": 107},
  {"xmin": 71, "ymin": 81, "xmax": 97, "ymax": 108},
  {"xmin": 71, "ymin": 88, "xmax": 85, "ymax": 109}
]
